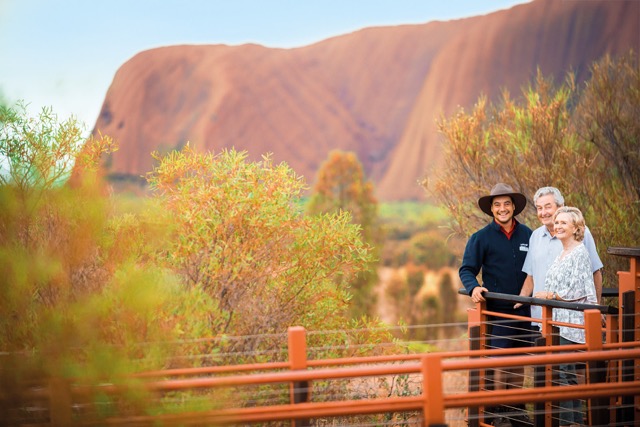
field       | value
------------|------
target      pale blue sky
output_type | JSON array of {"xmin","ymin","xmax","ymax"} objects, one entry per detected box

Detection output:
[{"xmin": 0, "ymin": 0, "xmax": 529, "ymax": 129}]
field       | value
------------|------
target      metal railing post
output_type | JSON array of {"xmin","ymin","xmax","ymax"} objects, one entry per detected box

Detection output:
[
  {"xmin": 542, "ymin": 323, "xmax": 561, "ymax": 427},
  {"xmin": 49, "ymin": 377, "xmax": 72, "ymax": 426},
  {"xmin": 605, "ymin": 313, "xmax": 621, "ymax": 425},
  {"xmin": 467, "ymin": 324, "xmax": 480, "ymax": 427},
  {"xmin": 288, "ymin": 326, "xmax": 310, "ymax": 427},
  {"xmin": 467, "ymin": 305, "xmax": 483, "ymax": 427},
  {"xmin": 608, "ymin": 246, "xmax": 640, "ymax": 425},
  {"xmin": 422, "ymin": 353, "xmax": 446, "ymax": 427},
  {"xmin": 533, "ymin": 333, "xmax": 547, "ymax": 427},
  {"xmin": 540, "ymin": 304, "xmax": 558, "ymax": 427},
  {"xmin": 584, "ymin": 309, "xmax": 607, "ymax": 425}
]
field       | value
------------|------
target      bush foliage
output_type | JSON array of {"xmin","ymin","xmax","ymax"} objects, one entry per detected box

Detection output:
[
  {"xmin": 0, "ymin": 104, "xmax": 402, "ymax": 423},
  {"xmin": 426, "ymin": 51, "xmax": 639, "ymax": 287},
  {"xmin": 147, "ymin": 146, "xmax": 379, "ymax": 351},
  {"xmin": 306, "ymin": 150, "xmax": 381, "ymax": 318},
  {"xmin": 0, "ymin": 104, "xmax": 215, "ymax": 422}
]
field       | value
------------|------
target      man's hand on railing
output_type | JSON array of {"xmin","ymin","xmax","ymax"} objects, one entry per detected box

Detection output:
[{"xmin": 471, "ymin": 286, "xmax": 488, "ymax": 303}]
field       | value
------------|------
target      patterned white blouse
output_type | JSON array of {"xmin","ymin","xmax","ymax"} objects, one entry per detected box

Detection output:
[{"xmin": 544, "ymin": 243, "xmax": 597, "ymax": 343}]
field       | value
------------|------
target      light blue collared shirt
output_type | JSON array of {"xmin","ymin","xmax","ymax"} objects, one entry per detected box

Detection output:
[{"xmin": 522, "ymin": 225, "xmax": 603, "ymax": 324}]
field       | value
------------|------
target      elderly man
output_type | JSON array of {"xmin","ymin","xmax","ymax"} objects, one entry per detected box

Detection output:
[{"xmin": 517, "ymin": 187, "xmax": 603, "ymax": 330}]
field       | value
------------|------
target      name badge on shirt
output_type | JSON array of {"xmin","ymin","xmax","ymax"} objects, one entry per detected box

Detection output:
[{"xmin": 519, "ymin": 243, "xmax": 529, "ymax": 252}]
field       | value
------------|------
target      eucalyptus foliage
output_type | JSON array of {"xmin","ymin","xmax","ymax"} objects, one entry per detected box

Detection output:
[
  {"xmin": 0, "ymin": 104, "xmax": 216, "ymax": 422},
  {"xmin": 426, "ymin": 51, "xmax": 639, "ymax": 287},
  {"xmin": 147, "ymin": 146, "xmax": 389, "ymax": 358},
  {"xmin": 307, "ymin": 150, "xmax": 381, "ymax": 318}
]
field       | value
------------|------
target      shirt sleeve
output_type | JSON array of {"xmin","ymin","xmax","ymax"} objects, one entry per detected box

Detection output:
[
  {"xmin": 522, "ymin": 235, "xmax": 533, "ymax": 275},
  {"xmin": 459, "ymin": 233, "xmax": 482, "ymax": 295},
  {"xmin": 579, "ymin": 249, "xmax": 598, "ymax": 304},
  {"xmin": 583, "ymin": 227, "xmax": 604, "ymax": 272}
]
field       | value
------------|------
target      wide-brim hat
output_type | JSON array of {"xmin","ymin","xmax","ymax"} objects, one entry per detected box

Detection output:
[{"xmin": 478, "ymin": 183, "xmax": 527, "ymax": 217}]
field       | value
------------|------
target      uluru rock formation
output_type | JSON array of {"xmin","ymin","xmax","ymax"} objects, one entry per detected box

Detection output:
[{"xmin": 93, "ymin": 0, "xmax": 640, "ymax": 200}]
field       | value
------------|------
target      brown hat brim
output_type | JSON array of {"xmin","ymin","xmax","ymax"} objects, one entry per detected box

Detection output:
[{"xmin": 478, "ymin": 193, "xmax": 527, "ymax": 217}]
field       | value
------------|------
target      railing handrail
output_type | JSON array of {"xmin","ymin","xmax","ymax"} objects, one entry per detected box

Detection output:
[
  {"xmin": 65, "ymin": 347, "xmax": 640, "ymax": 393},
  {"xmin": 607, "ymin": 246, "xmax": 640, "ymax": 257},
  {"xmin": 457, "ymin": 288, "xmax": 619, "ymax": 314}
]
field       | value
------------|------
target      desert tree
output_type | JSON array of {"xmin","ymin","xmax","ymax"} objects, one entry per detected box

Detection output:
[
  {"xmin": 147, "ymin": 146, "xmax": 393, "ymax": 358},
  {"xmin": 425, "ymin": 51, "xmax": 639, "ymax": 287},
  {"xmin": 307, "ymin": 150, "xmax": 381, "ymax": 318},
  {"xmin": 571, "ymin": 51, "xmax": 640, "ymax": 280}
]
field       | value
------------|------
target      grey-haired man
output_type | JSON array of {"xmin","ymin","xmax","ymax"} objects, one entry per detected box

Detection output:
[{"xmin": 517, "ymin": 187, "xmax": 603, "ymax": 330}]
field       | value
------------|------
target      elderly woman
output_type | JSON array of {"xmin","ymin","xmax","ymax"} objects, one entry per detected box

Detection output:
[{"xmin": 534, "ymin": 206, "xmax": 597, "ymax": 426}]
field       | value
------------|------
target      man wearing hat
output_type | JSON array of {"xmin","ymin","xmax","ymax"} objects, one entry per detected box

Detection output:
[{"xmin": 459, "ymin": 183, "xmax": 533, "ymax": 427}]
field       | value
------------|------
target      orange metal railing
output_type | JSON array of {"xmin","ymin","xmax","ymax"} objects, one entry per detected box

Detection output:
[
  {"xmin": 13, "ymin": 247, "xmax": 640, "ymax": 426},
  {"xmin": 44, "ymin": 329, "xmax": 639, "ymax": 426}
]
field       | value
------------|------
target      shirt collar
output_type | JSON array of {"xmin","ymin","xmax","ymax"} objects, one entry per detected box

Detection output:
[
  {"xmin": 542, "ymin": 226, "xmax": 557, "ymax": 239},
  {"xmin": 495, "ymin": 218, "xmax": 517, "ymax": 239}
]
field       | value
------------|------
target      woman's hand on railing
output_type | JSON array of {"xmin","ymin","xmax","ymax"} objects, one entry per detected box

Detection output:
[{"xmin": 534, "ymin": 291, "xmax": 553, "ymax": 300}]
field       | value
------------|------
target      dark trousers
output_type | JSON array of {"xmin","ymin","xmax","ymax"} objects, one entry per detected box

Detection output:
[{"xmin": 558, "ymin": 336, "xmax": 585, "ymax": 425}]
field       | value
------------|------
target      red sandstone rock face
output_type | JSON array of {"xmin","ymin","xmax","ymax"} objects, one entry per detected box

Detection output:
[{"xmin": 92, "ymin": 0, "xmax": 639, "ymax": 200}]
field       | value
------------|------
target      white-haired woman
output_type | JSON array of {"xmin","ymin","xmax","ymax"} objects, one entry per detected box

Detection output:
[{"xmin": 534, "ymin": 206, "xmax": 597, "ymax": 426}]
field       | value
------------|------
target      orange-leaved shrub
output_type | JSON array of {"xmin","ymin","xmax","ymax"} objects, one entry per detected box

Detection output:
[
  {"xmin": 425, "ymin": 52, "xmax": 639, "ymax": 287},
  {"xmin": 0, "ymin": 103, "xmax": 218, "ymax": 422},
  {"xmin": 147, "ymin": 146, "xmax": 395, "ymax": 360},
  {"xmin": 307, "ymin": 150, "xmax": 381, "ymax": 318}
]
